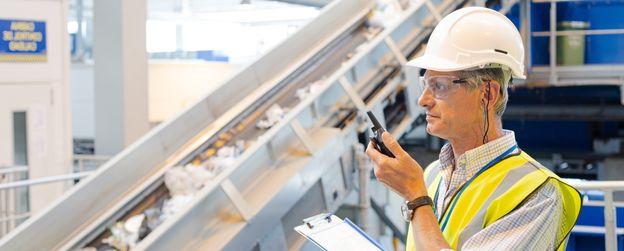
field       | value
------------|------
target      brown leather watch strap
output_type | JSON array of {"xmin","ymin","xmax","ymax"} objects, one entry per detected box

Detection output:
[{"xmin": 406, "ymin": 196, "xmax": 433, "ymax": 211}]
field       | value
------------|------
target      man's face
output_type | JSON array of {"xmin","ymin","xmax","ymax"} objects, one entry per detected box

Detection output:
[{"xmin": 417, "ymin": 70, "xmax": 483, "ymax": 141}]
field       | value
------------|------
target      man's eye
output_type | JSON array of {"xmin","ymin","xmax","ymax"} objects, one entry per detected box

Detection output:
[{"xmin": 434, "ymin": 82, "xmax": 448, "ymax": 91}]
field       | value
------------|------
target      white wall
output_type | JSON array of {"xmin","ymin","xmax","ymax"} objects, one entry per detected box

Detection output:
[{"xmin": 70, "ymin": 60, "xmax": 239, "ymax": 139}]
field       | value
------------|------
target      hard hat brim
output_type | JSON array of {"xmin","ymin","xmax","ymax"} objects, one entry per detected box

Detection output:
[
  {"xmin": 406, "ymin": 54, "xmax": 527, "ymax": 79},
  {"xmin": 405, "ymin": 54, "xmax": 465, "ymax": 73}
]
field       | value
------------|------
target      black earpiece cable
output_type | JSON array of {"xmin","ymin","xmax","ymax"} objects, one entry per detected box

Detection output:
[{"xmin": 482, "ymin": 80, "xmax": 491, "ymax": 144}]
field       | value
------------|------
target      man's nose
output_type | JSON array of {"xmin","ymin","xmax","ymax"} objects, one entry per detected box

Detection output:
[{"xmin": 418, "ymin": 87, "xmax": 435, "ymax": 108}]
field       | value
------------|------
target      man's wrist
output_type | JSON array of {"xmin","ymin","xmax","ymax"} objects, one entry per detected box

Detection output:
[
  {"xmin": 405, "ymin": 183, "xmax": 428, "ymax": 201},
  {"xmin": 410, "ymin": 200, "xmax": 434, "ymax": 221}
]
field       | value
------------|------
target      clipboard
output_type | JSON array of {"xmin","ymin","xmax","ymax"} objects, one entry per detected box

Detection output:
[{"xmin": 294, "ymin": 213, "xmax": 385, "ymax": 251}]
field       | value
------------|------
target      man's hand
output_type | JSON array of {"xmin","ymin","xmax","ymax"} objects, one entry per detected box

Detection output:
[
  {"xmin": 366, "ymin": 132, "xmax": 428, "ymax": 201},
  {"xmin": 367, "ymin": 132, "xmax": 451, "ymax": 250}
]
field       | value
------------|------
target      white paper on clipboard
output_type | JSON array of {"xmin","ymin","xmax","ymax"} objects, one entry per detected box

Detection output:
[{"xmin": 294, "ymin": 214, "xmax": 385, "ymax": 251}]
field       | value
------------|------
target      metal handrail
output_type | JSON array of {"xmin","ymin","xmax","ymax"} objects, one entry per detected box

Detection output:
[
  {"xmin": 532, "ymin": 29, "xmax": 624, "ymax": 37},
  {"xmin": 533, "ymin": 0, "xmax": 612, "ymax": 3},
  {"xmin": 72, "ymin": 155, "xmax": 112, "ymax": 161},
  {"xmin": 0, "ymin": 213, "xmax": 30, "ymax": 224},
  {"xmin": 0, "ymin": 166, "xmax": 28, "ymax": 175},
  {"xmin": 0, "ymin": 167, "xmax": 95, "ymax": 238},
  {"xmin": 570, "ymin": 180, "xmax": 624, "ymax": 190},
  {"xmin": 0, "ymin": 171, "xmax": 93, "ymax": 191},
  {"xmin": 568, "ymin": 180, "xmax": 624, "ymax": 251}
]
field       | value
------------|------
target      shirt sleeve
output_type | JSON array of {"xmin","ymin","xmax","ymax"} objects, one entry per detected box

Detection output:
[{"xmin": 461, "ymin": 180, "xmax": 563, "ymax": 251}]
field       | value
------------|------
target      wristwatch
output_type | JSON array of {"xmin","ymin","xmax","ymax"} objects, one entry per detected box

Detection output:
[{"xmin": 401, "ymin": 196, "xmax": 434, "ymax": 222}]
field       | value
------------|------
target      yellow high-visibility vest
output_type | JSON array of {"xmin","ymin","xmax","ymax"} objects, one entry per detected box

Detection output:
[{"xmin": 406, "ymin": 149, "xmax": 581, "ymax": 250}]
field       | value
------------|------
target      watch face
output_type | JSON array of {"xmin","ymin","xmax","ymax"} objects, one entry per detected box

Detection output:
[{"xmin": 400, "ymin": 203, "xmax": 412, "ymax": 222}]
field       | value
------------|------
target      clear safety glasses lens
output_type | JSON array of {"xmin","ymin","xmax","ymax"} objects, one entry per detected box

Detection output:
[{"xmin": 418, "ymin": 76, "xmax": 466, "ymax": 99}]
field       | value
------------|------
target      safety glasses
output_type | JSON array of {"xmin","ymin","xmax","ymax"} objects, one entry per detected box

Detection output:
[{"xmin": 418, "ymin": 75, "xmax": 468, "ymax": 99}]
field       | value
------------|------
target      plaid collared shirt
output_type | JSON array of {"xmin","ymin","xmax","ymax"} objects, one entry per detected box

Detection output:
[{"xmin": 435, "ymin": 130, "xmax": 563, "ymax": 250}]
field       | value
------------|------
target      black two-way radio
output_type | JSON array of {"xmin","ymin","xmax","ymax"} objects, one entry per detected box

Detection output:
[{"xmin": 366, "ymin": 111, "xmax": 395, "ymax": 158}]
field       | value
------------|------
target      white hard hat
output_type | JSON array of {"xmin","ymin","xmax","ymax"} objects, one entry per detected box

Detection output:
[{"xmin": 406, "ymin": 7, "xmax": 526, "ymax": 79}]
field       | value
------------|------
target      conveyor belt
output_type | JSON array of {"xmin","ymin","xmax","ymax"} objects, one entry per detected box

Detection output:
[
  {"xmin": 77, "ymin": 13, "xmax": 374, "ymax": 251},
  {"xmin": 0, "ymin": 0, "xmax": 470, "ymax": 250}
]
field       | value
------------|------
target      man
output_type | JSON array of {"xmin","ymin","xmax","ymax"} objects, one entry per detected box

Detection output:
[{"xmin": 365, "ymin": 7, "xmax": 581, "ymax": 250}]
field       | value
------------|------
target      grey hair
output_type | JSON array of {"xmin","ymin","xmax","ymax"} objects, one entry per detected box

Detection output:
[{"xmin": 458, "ymin": 67, "xmax": 512, "ymax": 117}]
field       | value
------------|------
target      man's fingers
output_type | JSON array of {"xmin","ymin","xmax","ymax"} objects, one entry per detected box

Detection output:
[
  {"xmin": 367, "ymin": 140, "xmax": 400, "ymax": 182},
  {"xmin": 366, "ymin": 141, "xmax": 383, "ymax": 163},
  {"xmin": 373, "ymin": 166, "xmax": 388, "ymax": 184},
  {"xmin": 381, "ymin": 132, "xmax": 404, "ymax": 157},
  {"xmin": 367, "ymin": 142, "xmax": 392, "ymax": 178}
]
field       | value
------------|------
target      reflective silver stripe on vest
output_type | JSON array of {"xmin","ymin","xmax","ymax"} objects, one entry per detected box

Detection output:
[
  {"xmin": 456, "ymin": 162, "xmax": 540, "ymax": 249},
  {"xmin": 425, "ymin": 161, "xmax": 442, "ymax": 187}
]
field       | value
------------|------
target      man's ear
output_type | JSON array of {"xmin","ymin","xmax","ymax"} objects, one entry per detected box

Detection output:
[{"xmin": 481, "ymin": 80, "xmax": 501, "ymax": 109}]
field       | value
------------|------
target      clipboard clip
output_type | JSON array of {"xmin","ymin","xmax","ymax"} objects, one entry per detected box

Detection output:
[{"xmin": 302, "ymin": 213, "xmax": 333, "ymax": 229}]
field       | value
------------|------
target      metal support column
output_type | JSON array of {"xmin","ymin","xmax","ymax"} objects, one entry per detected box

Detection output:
[
  {"xmin": 548, "ymin": 0, "xmax": 557, "ymax": 85},
  {"xmin": 604, "ymin": 190, "xmax": 617, "ymax": 251}
]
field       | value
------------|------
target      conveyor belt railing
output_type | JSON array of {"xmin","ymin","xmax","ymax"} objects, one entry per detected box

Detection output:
[{"xmin": 0, "ymin": 1, "xmax": 376, "ymax": 250}]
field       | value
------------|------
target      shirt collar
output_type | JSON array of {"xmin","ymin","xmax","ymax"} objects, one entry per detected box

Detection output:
[{"xmin": 438, "ymin": 129, "xmax": 518, "ymax": 178}]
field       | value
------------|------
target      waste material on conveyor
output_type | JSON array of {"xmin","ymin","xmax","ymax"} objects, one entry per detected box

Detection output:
[
  {"xmin": 295, "ymin": 79, "xmax": 325, "ymax": 101},
  {"xmin": 101, "ymin": 214, "xmax": 145, "ymax": 250},
  {"xmin": 256, "ymin": 104, "xmax": 289, "ymax": 129},
  {"xmin": 86, "ymin": 141, "xmax": 249, "ymax": 250}
]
